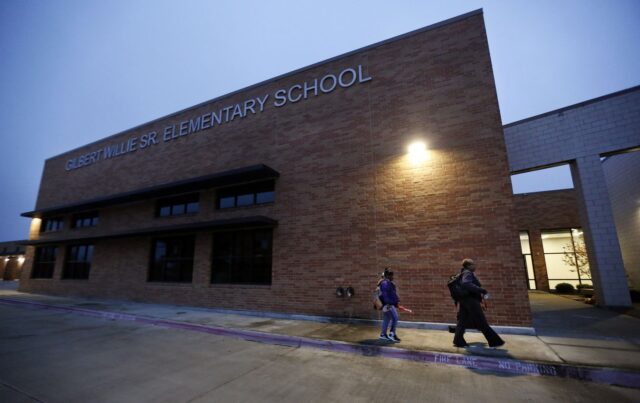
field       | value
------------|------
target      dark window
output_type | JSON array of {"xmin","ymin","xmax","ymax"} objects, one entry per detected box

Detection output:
[
  {"xmin": 219, "ymin": 196, "xmax": 235, "ymax": 209},
  {"xmin": 156, "ymin": 194, "xmax": 200, "ymax": 217},
  {"xmin": 63, "ymin": 244, "xmax": 94, "ymax": 280},
  {"xmin": 216, "ymin": 181, "xmax": 275, "ymax": 209},
  {"xmin": 256, "ymin": 190, "xmax": 275, "ymax": 204},
  {"xmin": 72, "ymin": 212, "xmax": 99, "ymax": 228},
  {"xmin": 41, "ymin": 217, "xmax": 64, "ymax": 232},
  {"xmin": 186, "ymin": 201, "xmax": 199, "ymax": 214},
  {"xmin": 32, "ymin": 246, "xmax": 57, "ymax": 278},
  {"xmin": 211, "ymin": 229, "xmax": 272, "ymax": 285},
  {"xmin": 149, "ymin": 236, "xmax": 194, "ymax": 282}
]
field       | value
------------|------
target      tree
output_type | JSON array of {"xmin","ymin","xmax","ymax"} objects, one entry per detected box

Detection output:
[{"xmin": 562, "ymin": 240, "xmax": 592, "ymax": 281}]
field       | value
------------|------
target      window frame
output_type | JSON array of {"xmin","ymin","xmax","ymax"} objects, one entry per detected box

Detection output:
[
  {"xmin": 216, "ymin": 181, "xmax": 275, "ymax": 210},
  {"xmin": 541, "ymin": 227, "xmax": 591, "ymax": 288},
  {"xmin": 155, "ymin": 193, "xmax": 200, "ymax": 218},
  {"xmin": 63, "ymin": 244, "xmax": 94, "ymax": 280},
  {"xmin": 211, "ymin": 228, "xmax": 273, "ymax": 285},
  {"xmin": 71, "ymin": 211, "xmax": 100, "ymax": 229},
  {"xmin": 41, "ymin": 217, "xmax": 64, "ymax": 233},
  {"xmin": 31, "ymin": 246, "xmax": 57, "ymax": 279},
  {"xmin": 148, "ymin": 235, "xmax": 195, "ymax": 283}
]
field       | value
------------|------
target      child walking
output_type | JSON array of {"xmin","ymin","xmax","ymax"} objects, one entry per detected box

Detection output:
[{"xmin": 379, "ymin": 268, "xmax": 401, "ymax": 342}]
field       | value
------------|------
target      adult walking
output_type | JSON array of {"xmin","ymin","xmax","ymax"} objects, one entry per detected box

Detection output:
[
  {"xmin": 379, "ymin": 268, "xmax": 401, "ymax": 342},
  {"xmin": 453, "ymin": 258, "xmax": 505, "ymax": 349}
]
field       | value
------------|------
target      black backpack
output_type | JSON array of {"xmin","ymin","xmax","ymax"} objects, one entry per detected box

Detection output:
[{"xmin": 447, "ymin": 273, "xmax": 469, "ymax": 302}]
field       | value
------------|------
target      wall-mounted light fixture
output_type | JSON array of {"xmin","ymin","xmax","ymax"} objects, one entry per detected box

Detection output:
[
  {"xmin": 335, "ymin": 287, "xmax": 345, "ymax": 297},
  {"xmin": 17, "ymin": 256, "xmax": 25, "ymax": 264},
  {"xmin": 408, "ymin": 141, "xmax": 429, "ymax": 164},
  {"xmin": 345, "ymin": 287, "xmax": 355, "ymax": 297}
]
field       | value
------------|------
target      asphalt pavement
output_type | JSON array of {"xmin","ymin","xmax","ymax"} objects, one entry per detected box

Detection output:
[{"xmin": 0, "ymin": 281, "xmax": 639, "ymax": 401}]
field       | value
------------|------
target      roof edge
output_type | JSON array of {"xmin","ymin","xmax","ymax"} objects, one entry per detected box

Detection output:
[{"xmin": 503, "ymin": 84, "xmax": 640, "ymax": 128}]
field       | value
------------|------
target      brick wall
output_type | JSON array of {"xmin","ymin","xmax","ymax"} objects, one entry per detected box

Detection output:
[{"xmin": 20, "ymin": 11, "xmax": 532, "ymax": 326}]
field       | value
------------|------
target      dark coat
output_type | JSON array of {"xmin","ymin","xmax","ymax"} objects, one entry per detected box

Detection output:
[{"xmin": 460, "ymin": 268, "xmax": 487, "ymax": 301}]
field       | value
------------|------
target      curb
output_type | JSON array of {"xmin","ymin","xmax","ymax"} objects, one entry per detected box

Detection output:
[
  {"xmin": 1, "ymin": 297, "xmax": 638, "ymax": 389},
  {"xmin": 171, "ymin": 307, "xmax": 537, "ymax": 335}
]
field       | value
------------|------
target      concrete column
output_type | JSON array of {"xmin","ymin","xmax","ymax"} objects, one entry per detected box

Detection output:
[{"xmin": 571, "ymin": 155, "xmax": 631, "ymax": 307}]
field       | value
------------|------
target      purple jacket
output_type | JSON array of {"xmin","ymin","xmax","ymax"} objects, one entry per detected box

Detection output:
[{"xmin": 380, "ymin": 279, "xmax": 399, "ymax": 306}]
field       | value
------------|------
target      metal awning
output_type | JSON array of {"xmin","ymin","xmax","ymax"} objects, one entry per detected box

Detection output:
[
  {"xmin": 23, "ymin": 216, "xmax": 277, "ymax": 246},
  {"xmin": 22, "ymin": 164, "xmax": 279, "ymax": 218}
]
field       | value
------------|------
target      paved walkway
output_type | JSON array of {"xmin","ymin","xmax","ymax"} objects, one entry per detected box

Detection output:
[{"xmin": 1, "ymin": 282, "xmax": 639, "ymax": 387}]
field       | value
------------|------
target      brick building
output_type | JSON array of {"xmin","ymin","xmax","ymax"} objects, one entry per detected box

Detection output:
[
  {"xmin": 504, "ymin": 86, "xmax": 640, "ymax": 306},
  {"xmin": 19, "ymin": 10, "xmax": 532, "ymax": 327},
  {"xmin": 0, "ymin": 241, "xmax": 26, "ymax": 281}
]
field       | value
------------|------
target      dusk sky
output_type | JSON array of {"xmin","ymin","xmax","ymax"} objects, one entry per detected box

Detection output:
[{"xmin": 1, "ymin": 0, "xmax": 639, "ymax": 241}]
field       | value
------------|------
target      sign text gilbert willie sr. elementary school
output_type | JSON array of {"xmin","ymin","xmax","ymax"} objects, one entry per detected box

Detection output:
[{"xmin": 64, "ymin": 65, "xmax": 373, "ymax": 171}]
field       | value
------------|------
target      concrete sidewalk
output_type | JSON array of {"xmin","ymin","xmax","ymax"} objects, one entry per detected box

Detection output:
[{"xmin": 1, "ymin": 284, "xmax": 639, "ymax": 379}]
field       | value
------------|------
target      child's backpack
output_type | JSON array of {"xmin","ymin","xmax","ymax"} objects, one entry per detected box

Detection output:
[
  {"xmin": 447, "ymin": 273, "xmax": 469, "ymax": 302},
  {"xmin": 372, "ymin": 285, "xmax": 383, "ymax": 310}
]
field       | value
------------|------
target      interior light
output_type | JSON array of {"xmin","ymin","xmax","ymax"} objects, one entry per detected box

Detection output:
[
  {"xmin": 408, "ymin": 141, "xmax": 429, "ymax": 164},
  {"xmin": 18, "ymin": 256, "xmax": 25, "ymax": 264}
]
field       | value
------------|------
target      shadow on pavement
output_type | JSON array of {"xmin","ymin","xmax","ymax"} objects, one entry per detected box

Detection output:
[{"xmin": 357, "ymin": 338, "xmax": 396, "ymax": 346}]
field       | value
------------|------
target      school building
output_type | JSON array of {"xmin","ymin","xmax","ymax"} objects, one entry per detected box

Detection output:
[{"xmin": 17, "ymin": 10, "xmax": 640, "ymax": 329}]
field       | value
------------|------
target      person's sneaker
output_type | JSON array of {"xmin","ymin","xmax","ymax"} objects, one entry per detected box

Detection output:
[
  {"xmin": 389, "ymin": 333, "xmax": 401, "ymax": 342},
  {"xmin": 379, "ymin": 334, "xmax": 391, "ymax": 341},
  {"xmin": 453, "ymin": 343, "xmax": 468, "ymax": 348}
]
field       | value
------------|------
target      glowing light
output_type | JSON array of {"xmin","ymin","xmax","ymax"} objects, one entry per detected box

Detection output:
[
  {"xmin": 18, "ymin": 256, "xmax": 25, "ymax": 264},
  {"xmin": 29, "ymin": 217, "xmax": 42, "ymax": 236},
  {"xmin": 408, "ymin": 141, "xmax": 429, "ymax": 164}
]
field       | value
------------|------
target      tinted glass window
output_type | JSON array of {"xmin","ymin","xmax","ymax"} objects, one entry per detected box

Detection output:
[
  {"xmin": 217, "ymin": 181, "xmax": 275, "ymax": 209},
  {"xmin": 32, "ymin": 246, "xmax": 57, "ymax": 278},
  {"xmin": 156, "ymin": 194, "xmax": 199, "ymax": 217},
  {"xmin": 211, "ymin": 229, "xmax": 272, "ymax": 285},
  {"xmin": 41, "ymin": 218, "xmax": 64, "ymax": 233},
  {"xmin": 186, "ymin": 202, "xmax": 199, "ymax": 214},
  {"xmin": 256, "ymin": 191, "xmax": 274, "ymax": 204},
  {"xmin": 219, "ymin": 197, "xmax": 235, "ymax": 209},
  {"xmin": 72, "ymin": 212, "xmax": 99, "ymax": 229},
  {"xmin": 237, "ymin": 194, "xmax": 254, "ymax": 206},
  {"xmin": 172, "ymin": 204, "xmax": 185, "ymax": 215},
  {"xmin": 149, "ymin": 236, "xmax": 195, "ymax": 283},
  {"xmin": 63, "ymin": 244, "xmax": 94, "ymax": 279}
]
